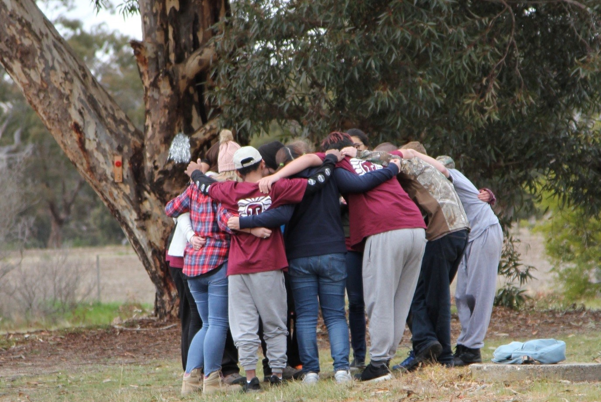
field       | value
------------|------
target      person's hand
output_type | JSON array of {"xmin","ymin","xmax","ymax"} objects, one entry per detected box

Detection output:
[
  {"xmin": 250, "ymin": 227, "xmax": 272, "ymax": 239},
  {"xmin": 340, "ymin": 146, "xmax": 357, "ymax": 158},
  {"xmin": 227, "ymin": 216, "xmax": 240, "ymax": 230},
  {"xmin": 400, "ymin": 149, "xmax": 415, "ymax": 159},
  {"xmin": 191, "ymin": 235, "xmax": 206, "ymax": 250},
  {"xmin": 325, "ymin": 148, "xmax": 343, "ymax": 161},
  {"xmin": 258, "ymin": 175, "xmax": 279, "ymax": 194},
  {"xmin": 478, "ymin": 189, "xmax": 492, "ymax": 203},
  {"xmin": 389, "ymin": 158, "xmax": 401, "ymax": 171},
  {"xmin": 185, "ymin": 160, "xmax": 203, "ymax": 177}
]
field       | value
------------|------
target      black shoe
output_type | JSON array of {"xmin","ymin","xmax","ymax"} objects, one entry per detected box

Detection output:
[
  {"xmin": 453, "ymin": 344, "xmax": 466, "ymax": 358},
  {"xmin": 453, "ymin": 346, "xmax": 482, "ymax": 367},
  {"xmin": 242, "ymin": 377, "xmax": 262, "ymax": 393},
  {"xmin": 266, "ymin": 374, "xmax": 282, "ymax": 386},
  {"xmin": 262, "ymin": 369, "xmax": 273, "ymax": 382},
  {"xmin": 350, "ymin": 358, "xmax": 366, "ymax": 372},
  {"xmin": 355, "ymin": 363, "xmax": 392, "ymax": 382},
  {"xmin": 282, "ymin": 365, "xmax": 302, "ymax": 380},
  {"xmin": 441, "ymin": 360, "xmax": 455, "ymax": 368},
  {"xmin": 418, "ymin": 341, "xmax": 443, "ymax": 361},
  {"xmin": 392, "ymin": 350, "xmax": 417, "ymax": 372}
]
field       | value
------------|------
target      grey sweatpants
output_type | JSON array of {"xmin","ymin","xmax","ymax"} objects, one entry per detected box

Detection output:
[
  {"xmin": 362, "ymin": 228, "xmax": 427, "ymax": 363},
  {"xmin": 455, "ymin": 223, "xmax": 503, "ymax": 349},
  {"xmin": 228, "ymin": 270, "xmax": 288, "ymax": 373}
]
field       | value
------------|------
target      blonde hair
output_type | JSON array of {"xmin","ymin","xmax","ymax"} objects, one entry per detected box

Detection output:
[
  {"xmin": 215, "ymin": 170, "xmax": 241, "ymax": 182},
  {"xmin": 287, "ymin": 138, "xmax": 314, "ymax": 154}
]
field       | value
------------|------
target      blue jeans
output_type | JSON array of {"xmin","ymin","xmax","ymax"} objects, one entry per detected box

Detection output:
[
  {"xmin": 289, "ymin": 253, "xmax": 350, "ymax": 373},
  {"xmin": 185, "ymin": 263, "xmax": 229, "ymax": 376},
  {"xmin": 345, "ymin": 251, "xmax": 366, "ymax": 362}
]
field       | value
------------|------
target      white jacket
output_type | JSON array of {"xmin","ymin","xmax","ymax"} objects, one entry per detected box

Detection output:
[{"xmin": 167, "ymin": 212, "xmax": 195, "ymax": 257}]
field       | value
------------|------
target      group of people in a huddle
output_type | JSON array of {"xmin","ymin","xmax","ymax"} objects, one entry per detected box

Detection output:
[{"xmin": 164, "ymin": 128, "xmax": 503, "ymax": 395}]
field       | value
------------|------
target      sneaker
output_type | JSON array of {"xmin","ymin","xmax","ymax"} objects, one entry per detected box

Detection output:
[
  {"xmin": 392, "ymin": 350, "xmax": 417, "ymax": 372},
  {"xmin": 453, "ymin": 345, "xmax": 482, "ymax": 367},
  {"xmin": 453, "ymin": 344, "xmax": 466, "ymax": 358},
  {"xmin": 242, "ymin": 377, "xmax": 262, "ymax": 393},
  {"xmin": 349, "ymin": 358, "xmax": 366, "ymax": 372},
  {"xmin": 356, "ymin": 363, "xmax": 392, "ymax": 382},
  {"xmin": 203, "ymin": 370, "xmax": 242, "ymax": 395},
  {"xmin": 282, "ymin": 365, "xmax": 303, "ymax": 380},
  {"xmin": 181, "ymin": 368, "xmax": 202, "ymax": 396},
  {"xmin": 399, "ymin": 341, "xmax": 442, "ymax": 372},
  {"xmin": 302, "ymin": 372, "xmax": 319, "ymax": 385},
  {"xmin": 266, "ymin": 374, "xmax": 282, "ymax": 386},
  {"xmin": 223, "ymin": 372, "xmax": 246, "ymax": 386},
  {"xmin": 334, "ymin": 369, "xmax": 353, "ymax": 384}
]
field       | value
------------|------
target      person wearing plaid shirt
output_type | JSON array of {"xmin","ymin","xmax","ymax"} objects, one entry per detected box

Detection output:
[
  {"xmin": 166, "ymin": 182, "xmax": 241, "ymax": 395},
  {"xmin": 165, "ymin": 183, "xmax": 230, "ymax": 277}
]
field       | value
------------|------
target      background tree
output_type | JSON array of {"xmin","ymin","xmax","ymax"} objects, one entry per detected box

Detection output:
[
  {"xmin": 0, "ymin": 18, "xmax": 140, "ymax": 248},
  {"xmin": 1, "ymin": 0, "xmax": 600, "ymax": 317},
  {"xmin": 534, "ymin": 192, "xmax": 601, "ymax": 302},
  {"xmin": 215, "ymin": 0, "xmax": 601, "ymax": 217},
  {"xmin": 213, "ymin": 0, "xmax": 601, "ymax": 303},
  {"xmin": 0, "ymin": 0, "xmax": 225, "ymax": 316}
]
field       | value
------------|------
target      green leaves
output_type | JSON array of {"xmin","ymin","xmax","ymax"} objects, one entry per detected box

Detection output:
[{"xmin": 210, "ymin": 0, "xmax": 601, "ymax": 218}]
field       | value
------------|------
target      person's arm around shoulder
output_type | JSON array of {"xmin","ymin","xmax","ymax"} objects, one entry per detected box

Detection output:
[
  {"xmin": 404, "ymin": 149, "xmax": 450, "ymax": 178},
  {"xmin": 303, "ymin": 151, "xmax": 341, "ymax": 196},
  {"xmin": 335, "ymin": 159, "xmax": 400, "ymax": 194},
  {"xmin": 258, "ymin": 153, "xmax": 324, "ymax": 194},
  {"xmin": 165, "ymin": 186, "xmax": 191, "ymax": 217},
  {"xmin": 185, "ymin": 160, "xmax": 219, "ymax": 196}
]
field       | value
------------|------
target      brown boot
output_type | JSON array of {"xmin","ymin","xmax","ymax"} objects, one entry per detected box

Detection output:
[
  {"xmin": 203, "ymin": 370, "xmax": 242, "ymax": 394},
  {"xmin": 181, "ymin": 368, "xmax": 202, "ymax": 396}
]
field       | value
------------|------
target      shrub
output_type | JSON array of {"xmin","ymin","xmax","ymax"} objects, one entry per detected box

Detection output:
[{"xmin": 533, "ymin": 195, "xmax": 601, "ymax": 301}]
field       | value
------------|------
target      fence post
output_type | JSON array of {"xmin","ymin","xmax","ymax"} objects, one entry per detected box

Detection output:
[{"xmin": 96, "ymin": 255, "xmax": 101, "ymax": 302}]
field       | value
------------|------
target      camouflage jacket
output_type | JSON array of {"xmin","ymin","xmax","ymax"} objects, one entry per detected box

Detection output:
[{"xmin": 357, "ymin": 150, "xmax": 470, "ymax": 240}]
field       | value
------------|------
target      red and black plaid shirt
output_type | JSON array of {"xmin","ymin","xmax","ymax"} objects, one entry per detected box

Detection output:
[{"xmin": 165, "ymin": 184, "xmax": 230, "ymax": 277}]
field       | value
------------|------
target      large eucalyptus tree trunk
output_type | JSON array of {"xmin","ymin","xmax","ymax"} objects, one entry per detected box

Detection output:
[{"xmin": 0, "ymin": 0, "xmax": 225, "ymax": 317}]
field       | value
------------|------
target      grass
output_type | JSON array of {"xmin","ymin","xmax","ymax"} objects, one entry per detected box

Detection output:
[
  {"xmin": 3, "ymin": 350, "xmax": 601, "ymax": 402},
  {"xmin": 0, "ymin": 301, "xmax": 153, "ymax": 333},
  {"xmin": 2, "ymin": 331, "xmax": 601, "ymax": 402},
  {"xmin": 2, "ymin": 294, "xmax": 601, "ymax": 401}
]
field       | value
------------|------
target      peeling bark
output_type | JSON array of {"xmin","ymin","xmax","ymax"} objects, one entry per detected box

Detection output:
[{"xmin": 0, "ymin": 0, "xmax": 226, "ymax": 318}]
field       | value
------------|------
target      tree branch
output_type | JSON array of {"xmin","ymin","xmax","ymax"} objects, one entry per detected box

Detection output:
[
  {"xmin": 178, "ymin": 45, "xmax": 217, "ymax": 90},
  {"xmin": 63, "ymin": 178, "xmax": 86, "ymax": 217},
  {"xmin": 130, "ymin": 40, "xmax": 150, "ymax": 88},
  {"xmin": 189, "ymin": 118, "xmax": 219, "ymax": 157}
]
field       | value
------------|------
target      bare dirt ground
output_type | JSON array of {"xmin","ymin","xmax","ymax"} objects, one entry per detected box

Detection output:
[{"xmin": 2, "ymin": 307, "xmax": 600, "ymax": 379}]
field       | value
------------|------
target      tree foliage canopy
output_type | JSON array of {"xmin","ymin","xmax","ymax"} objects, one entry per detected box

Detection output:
[
  {"xmin": 213, "ymin": 0, "xmax": 601, "ymax": 217},
  {"xmin": 534, "ymin": 191, "xmax": 601, "ymax": 301}
]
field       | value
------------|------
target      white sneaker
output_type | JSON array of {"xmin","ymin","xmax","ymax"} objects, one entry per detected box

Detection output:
[
  {"xmin": 302, "ymin": 372, "xmax": 319, "ymax": 385},
  {"xmin": 334, "ymin": 369, "xmax": 352, "ymax": 384}
]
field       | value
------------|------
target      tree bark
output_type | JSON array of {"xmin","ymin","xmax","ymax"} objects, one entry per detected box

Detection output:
[{"xmin": 0, "ymin": 0, "xmax": 223, "ymax": 317}]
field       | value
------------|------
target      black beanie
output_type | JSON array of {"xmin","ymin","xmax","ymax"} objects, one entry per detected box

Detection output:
[{"xmin": 258, "ymin": 141, "xmax": 285, "ymax": 170}]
